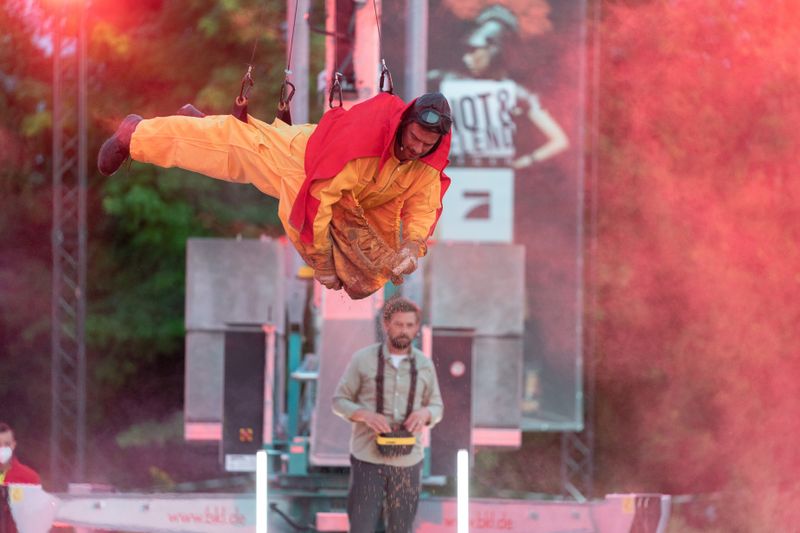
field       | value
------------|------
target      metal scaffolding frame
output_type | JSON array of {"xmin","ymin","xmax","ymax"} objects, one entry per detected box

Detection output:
[
  {"xmin": 50, "ymin": 0, "xmax": 88, "ymax": 490},
  {"xmin": 561, "ymin": 0, "xmax": 601, "ymax": 501},
  {"xmin": 561, "ymin": 427, "xmax": 594, "ymax": 501}
]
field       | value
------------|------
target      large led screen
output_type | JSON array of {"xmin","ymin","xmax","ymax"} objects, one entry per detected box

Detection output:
[{"xmin": 386, "ymin": 0, "xmax": 587, "ymax": 430}]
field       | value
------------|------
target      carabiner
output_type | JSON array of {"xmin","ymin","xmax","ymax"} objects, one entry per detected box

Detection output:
[
  {"xmin": 329, "ymin": 72, "xmax": 344, "ymax": 109},
  {"xmin": 379, "ymin": 59, "xmax": 394, "ymax": 95},
  {"xmin": 279, "ymin": 75, "xmax": 296, "ymax": 112},
  {"xmin": 239, "ymin": 65, "xmax": 255, "ymax": 101}
]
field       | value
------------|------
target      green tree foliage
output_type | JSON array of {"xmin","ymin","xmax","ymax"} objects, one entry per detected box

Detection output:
[
  {"xmin": 0, "ymin": 0, "xmax": 324, "ymax": 488},
  {"xmin": 0, "ymin": 0, "xmax": 57, "ymax": 469},
  {"xmin": 85, "ymin": 0, "xmax": 326, "ymax": 488}
]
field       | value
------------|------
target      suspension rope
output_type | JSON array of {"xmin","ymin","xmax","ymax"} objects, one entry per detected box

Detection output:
[
  {"xmin": 371, "ymin": 0, "xmax": 393, "ymax": 94},
  {"xmin": 234, "ymin": 1, "xmax": 302, "ymax": 122},
  {"xmin": 328, "ymin": 0, "xmax": 343, "ymax": 108},
  {"xmin": 286, "ymin": 0, "xmax": 300, "ymax": 73},
  {"xmin": 243, "ymin": 1, "xmax": 266, "ymax": 79},
  {"xmin": 371, "ymin": 0, "xmax": 383, "ymax": 61},
  {"xmin": 234, "ymin": 3, "xmax": 266, "ymax": 117},
  {"xmin": 327, "ymin": 0, "xmax": 391, "ymax": 106},
  {"xmin": 279, "ymin": 0, "xmax": 301, "ymax": 115}
]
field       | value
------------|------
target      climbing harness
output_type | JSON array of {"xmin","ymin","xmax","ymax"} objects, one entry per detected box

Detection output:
[
  {"xmin": 325, "ymin": 0, "xmax": 394, "ymax": 108},
  {"xmin": 372, "ymin": 0, "xmax": 393, "ymax": 95},
  {"xmin": 233, "ymin": 0, "xmax": 299, "ymax": 124},
  {"xmin": 234, "ymin": 0, "xmax": 394, "ymax": 119},
  {"xmin": 232, "ymin": 64, "xmax": 255, "ymax": 122}
]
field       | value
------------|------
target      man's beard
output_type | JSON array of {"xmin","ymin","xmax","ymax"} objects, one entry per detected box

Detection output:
[{"xmin": 389, "ymin": 335, "xmax": 411, "ymax": 351}]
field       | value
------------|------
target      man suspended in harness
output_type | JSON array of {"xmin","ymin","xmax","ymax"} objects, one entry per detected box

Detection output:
[{"xmin": 97, "ymin": 91, "xmax": 453, "ymax": 299}]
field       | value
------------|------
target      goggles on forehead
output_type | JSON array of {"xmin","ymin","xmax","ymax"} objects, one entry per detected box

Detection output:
[{"xmin": 416, "ymin": 108, "xmax": 452, "ymax": 133}]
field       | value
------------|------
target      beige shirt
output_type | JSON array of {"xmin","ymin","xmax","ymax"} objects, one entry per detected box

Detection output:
[{"xmin": 332, "ymin": 343, "xmax": 444, "ymax": 467}]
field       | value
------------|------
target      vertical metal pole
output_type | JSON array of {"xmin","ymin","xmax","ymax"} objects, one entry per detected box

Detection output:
[
  {"xmin": 324, "ymin": 0, "xmax": 334, "ymax": 100},
  {"xmin": 404, "ymin": 0, "xmax": 428, "ymax": 100},
  {"xmin": 287, "ymin": 0, "xmax": 310, "ymax": 124},
  {"xmin": 583, "ymin": 0, "xmax": 602, "ymax": 501},
  {"xmin": 561, "ymin": 0, "xmax": 598, "ymax": 500},
  {"xmin": 50, "ymin": 0, "xmax": 64, "ymax": 490},
  {"xmin": 76, "ymin": 0, "xmax": 88, "ymax": 483}
]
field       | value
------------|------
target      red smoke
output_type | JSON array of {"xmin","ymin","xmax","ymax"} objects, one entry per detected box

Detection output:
[{"xmin": 595, "ymin": 0, "xmax": 800, "ymax": 528}]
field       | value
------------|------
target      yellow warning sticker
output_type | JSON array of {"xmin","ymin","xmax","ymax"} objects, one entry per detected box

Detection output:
[
  {"xmin": 10, "ymin": 486, "xmax": 24, "ymax": 503},
  {"xmin": 621, "ymin": 496, "xmax": 635, "ymax": 514}
]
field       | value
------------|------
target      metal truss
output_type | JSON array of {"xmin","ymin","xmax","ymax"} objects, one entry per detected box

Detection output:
[
  {"xmin": 561, "ymin": 0, "xmax": 602, "ymax": 502},
  {"xmin": 50, "ymin": 0, "xmax": 87, "ymax": 490},
  {"xmin": 561, "ymin": 428, "xmax": 593, "ymax": 501}
]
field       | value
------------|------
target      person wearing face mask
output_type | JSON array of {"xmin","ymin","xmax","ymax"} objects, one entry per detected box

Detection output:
[
  {"xmin": 0, "ymin": 423, "xmax": 39, "ymax": 486},
  {"xmin": 1, "ymin": 422, "xmax": 41, "ymax": 533},
  {"xmin": 332, "ymin": 297, "xmax": 444, "ymax": 533},
  {"xmin": 97, "ymin": 92, "xmax": 453, "ymax": 299}
]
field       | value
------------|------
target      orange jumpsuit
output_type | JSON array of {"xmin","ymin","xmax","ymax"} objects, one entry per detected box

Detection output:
[{"xmin": 129, "ymin": 114, "xmax": 442, "ymax": 292}]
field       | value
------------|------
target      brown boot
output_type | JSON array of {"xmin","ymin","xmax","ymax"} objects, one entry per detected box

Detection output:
[{"xmin": 97, "ymin": 114, "xmax": 142, "ymax": 176}]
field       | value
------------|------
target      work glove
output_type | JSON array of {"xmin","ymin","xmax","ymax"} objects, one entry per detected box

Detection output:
[
  {"xmin": 314, "ymin": 269, "xmax": 342, "ymax": 290},
  {"xmin": 391, "ymin": 241, "xmax": 422, "ymax": 277}
]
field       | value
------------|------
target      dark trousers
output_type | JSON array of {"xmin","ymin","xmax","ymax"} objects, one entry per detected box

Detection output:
[
  {"xmin": 0, "ymin": 486, "xmax": 15, "ymax": 533},
  {"xmin": 347, "ymin": 455, "xmax": 422, "ymax": 533}
]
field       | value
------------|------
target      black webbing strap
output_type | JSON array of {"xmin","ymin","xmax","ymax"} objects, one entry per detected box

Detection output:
[
  {"xmin": 376, "ymin": 345, "xmax": 385, "ymax": 414},
  {"xmin": 375, "ymin": 344, "xmax": 417, "ymax": 422},
  {"xmin": 1, "ymin": 485, "xmax": 10, "ymax": 533},
  {"xmin": 406, "ymin": 354, "xmax": 418, "ymax": 420}
]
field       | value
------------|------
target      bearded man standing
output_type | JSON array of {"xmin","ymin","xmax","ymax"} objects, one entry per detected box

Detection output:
[{"xmin": 332, "ymin": 297, "xmax": 443, "ymax": 533}]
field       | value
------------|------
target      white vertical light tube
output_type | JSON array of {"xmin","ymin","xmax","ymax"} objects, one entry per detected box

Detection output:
[
  {"xmin": 256, "ymin": 449, "xmax": 268, "ymax": 533},
  {"xmin": 457, "ymin": 449, "xmax": 469, "ymax": 533}
]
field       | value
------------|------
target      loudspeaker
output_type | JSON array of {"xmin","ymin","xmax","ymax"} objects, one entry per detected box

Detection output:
[
  {"xmin": 222, "ymin": 330, "xmax": 265, "ymax": 461},
  {"xmin": 184, "ymin": 238, "xmax": 286, "ymax": 441},
  {"xmin": 430, "ymin": 328, "xmax": 474, "ymax": 477}
]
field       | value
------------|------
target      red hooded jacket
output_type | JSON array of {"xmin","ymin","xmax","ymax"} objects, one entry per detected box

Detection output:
[
  {"xmin": 2, "ymin": 457, "xmax": 40, "ymax": 485},
  {"xmin": 1, "ymin": 458, "xmax": 40, "ymax": 533},
  {"xmin": 289, "ymin": 92, "xmax": 451, "ymax": 244}
]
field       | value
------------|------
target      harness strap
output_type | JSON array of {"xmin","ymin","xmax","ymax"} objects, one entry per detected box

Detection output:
[
  {"xmin": 375, "ymin": 344, "xmax": 417, "ymax": 422},
  {"xmin": 406, "ymin": 355, "xmax": 418, "ymax": 420},
  {"xmin": 376, "ymin": 345, "xmax": 385, "ymax": 415}
]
